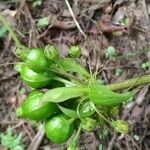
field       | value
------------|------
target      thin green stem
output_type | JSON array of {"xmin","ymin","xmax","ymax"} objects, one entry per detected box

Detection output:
[
  {"xmin": 107, "ymin": 74, "xmax": 150, "ymax": 91},
  {"xmin": 71, "ymin": 123, "xmax": 82, "ymax": 146},
  {"xmin": 68, "ymin": 118, "xmax": 76, "ymax": 124},
  {"xmin": 52, "ymin": 68, "xmax": 87, "ymax": 86},
  {"xmin": 0, "ymin": 12, "xmax": 21, "ymax": 46},
  {"xmin": 67, "ymin": 123, "xmax": 82, "ymax": 149},
  {"xmin": 52, "ymin": 76, "xmax": 76, "ymax": 87},
  {"xmin": 77, "ymin": 96, "xmax": 87, "ymax": 119},
  {"xmin": 90, "ymin": 102, "xmax": 111, "ymax": 124}
]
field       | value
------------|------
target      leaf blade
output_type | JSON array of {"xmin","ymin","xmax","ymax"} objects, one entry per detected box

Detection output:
[
  {"xmin": 59, "ymin": 58, "xmax": 90, "ymax": 78},
  {"xmin": 57, "ymin": 105, "xmax": 78, "ymax": 118},
  {"xmin": 41, "ymin": 87, "xmax": 88, "ymax": 103}
]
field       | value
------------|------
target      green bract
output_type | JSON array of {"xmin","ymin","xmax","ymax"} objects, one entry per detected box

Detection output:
[
  {"xmin": 59, "ymin": 58, "xmax": 90, "ymax": 79},
  {"xmin": 16, "ymin": 63, "xmax": 53, "ymax": 88},
  {"xmin": 79, "ymin": 101, "xmax": 95, "ymax": 118},
  {"xmin": 16, "ymin": 91, "xmax": 57, "ymax": 121},
  {"xmin": 45, "ymin": 114, "xmax": 75, "ymax": 143},
  {"xmin": 44, "ymin": 45, "xmax": 60, "ymax": 63},
  {"xmin": 25, "ymin": 48, "xmax": 52, "ymax": 73},
  {"xmin": 81, "ymin": 117, "xmax": 96, "ymax": 132},
  {"xmin": 69, "ymin": 45, "xmax": 81, "ymax": 58},
  {"xmin": 89, "ymin": 82, "xmax": 132, "ymax": 106},
  {"xmin": 58, "ymin": 101, "xmax": 95, "ymax": 118},
  {"xmin": 111, "ymin": 120, "xmax": 129, "ymax": 134}
]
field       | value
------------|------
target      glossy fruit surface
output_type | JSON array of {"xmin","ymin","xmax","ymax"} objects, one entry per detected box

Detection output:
[
  {"xmin": 20, "ymin": 64, "xmax": 53, "ymax": 88},
  {"xmin": 17, "ymin": 91, "xmax": 57, "ymax": 121},
  {"xmin": 25, "ymin": 48, "xmax": 52, "ymax": 73},
  {"xmin": 45, "ymin": 114, "xmax": 74, "ymax": 144}
]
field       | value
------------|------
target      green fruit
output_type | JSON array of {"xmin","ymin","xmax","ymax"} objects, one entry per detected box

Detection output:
[
  {"xmin": 16, "ymin": 91, "xmax": 57, "ymax": 121},
  {"xmin": 45, "ymin": 114, "xmax": 75, "ymax": 144},
  {"xmin": 25, "ymin": 48, "xmax": 52, "ymax": 73},
  {"xmin": 17, "ymin": 64, "xmax": 53, "ymax": 88}
]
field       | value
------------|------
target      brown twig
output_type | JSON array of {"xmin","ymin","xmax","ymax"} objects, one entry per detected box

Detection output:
[
  {"xmin": 27, "ymin": 125, "xmax": 45, "ymax": 150},
  {"xmin": 0, "ymin": 72, "xmax": 18, "ymax": 82},
  {"xmin": 107, "ymin": 132, "xmax": 116, "ymax": 150},
  {"xmin": 65, "ymin": 0, "xmax": 86, "ymax": 38}
]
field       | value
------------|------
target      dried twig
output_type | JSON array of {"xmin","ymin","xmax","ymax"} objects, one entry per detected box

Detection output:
[
  {"xmin": 107, "ymin": 132, "xmax": 116, "ymax": 150},
  {"xmin": 142, "ymin": 0, "xmax": 150, "ymax": 24},
  {"xmin": 0, "ymin": 72, "xmax": 18, "ymax": 82},
  {"xmin": 64, "ymin": 0, "xmax": 86, "ymax": 38},
  {"xmin": 27, "ymin": 125, "xmax": 45, "ymax": 150}
]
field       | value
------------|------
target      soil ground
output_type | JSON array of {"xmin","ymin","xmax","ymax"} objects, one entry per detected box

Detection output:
[{"xmin": 0, "ymin": 0, "xmax": 150, "ymax": 150}]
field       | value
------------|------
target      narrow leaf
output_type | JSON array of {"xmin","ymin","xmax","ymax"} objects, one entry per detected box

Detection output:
[
  {"xmin": 89, "ymin": 82, "xmax": 132, "ymax": 106},
  {"xmin": 57, "ymin": 105, "xmax": 78, "ymax": 118},
  {"xmin": 57, "ymin": 101, "xmax": 95, "ymax": 118},
  {"xmin": 41, "ymin": 87, "xmax": 88, "ymax": 103},
  {"xmin": 59, "ymin": 58, "xmax": 90, "ymax": 78}
]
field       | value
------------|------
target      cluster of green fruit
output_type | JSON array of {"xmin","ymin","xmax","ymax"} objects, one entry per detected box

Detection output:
[{"xmin": 15, "ymin": 45, "xmax": 132, "ymax": 147}]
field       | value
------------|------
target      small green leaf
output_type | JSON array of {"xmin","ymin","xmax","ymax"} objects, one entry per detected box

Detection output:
[
  {"xmin": 37, "ymin": 17, "xmax": 49, "ymax": 29},
  {"xmin": 134, "ymin": 135, "xmax": 140, "ymax": 141},
  {"xmin": 59, "ymin": 58, "xmax": 90, "ymax": 78},
  {"xmin": 57, "ymin": 105, "xmax": 78, "ymax": 118},
  {"xmin": 19, "ymin": 88, "xmax": 26, "ymax": 94},
  {"xmin": 41, "ymin": 87, "xmax": 88, "ymax": 103},
  {"xmin": 141, "ymin": 61, "xmax": 150, "ymax": 70},
  {"xmin": 99, "ymin": 128, "xmax": 109, "ymax": 140},
  {"xmin": 0, "ymin": 26, "xmax": 7, "ymax": 37},
  {"xmin": 69, "ymin": 45, "xmax": 81, "ymax": 58},
  {"xmin": 32, "ymin": 0, "xmax": 42, "ymax": 7},
  {"xmin": 115, "ymin": 68, "xmax": 122, "ymax": 76},
  {"xmin": 0, "ymin": 127, "xmax": 24, "ymax": 150},
  {"xmin": 110, "ymin": 106, "xmax": 119, "ymax": 116},
  {"xmin": 98, "ymin": 144, "xmax": 103, "ymax": 150},
  {"xmin": 121, "ymin": 17, "xmax": 130, "ymax": 25},
  {"xmin": 58, "ymin": 101, "xmax": 95, "ymax": 118},
  {"xmin": 105, "ymin": 46, "xmax": 116, "ymax": 60}
]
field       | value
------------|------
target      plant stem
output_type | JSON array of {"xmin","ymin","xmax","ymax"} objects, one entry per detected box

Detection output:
[
  {"xmin": 0, "ymin": 11, "xmax": 149, "ymax": 91},
  {"xmin": 53, "ymin": 76, "xmax": 76, "ymax": 87},
  {"xmin": 0, "ymin": 12, "xmax": 21, "ymax": 46},
  {"xmin": 90, "ymin": 102, "xmax": 111, "ymax": 124},
  {"xmin": 107, "ymin": 74, "xmax": 150, "ymax": 91},
  {"xmin": 52, "ymin": 68, "xmax": 86, "ymax": 86}
]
